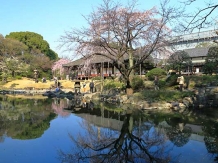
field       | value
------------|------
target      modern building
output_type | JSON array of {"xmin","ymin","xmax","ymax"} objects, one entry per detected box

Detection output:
[{"xmin": 169, "ymin": 29, "xmax": 218, "ymax": 50}]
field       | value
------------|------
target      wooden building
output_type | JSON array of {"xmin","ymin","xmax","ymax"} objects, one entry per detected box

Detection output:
[
  {"xmin": 183, "ymin": 47, "xmax": 209, "ymax": 73},
  {"xmin": 62, "ymin": 55, "xmax": 121, "ymax": 80},
  {"xmin": 62, "ymin": 54, "xmax": 154, "ymax": 80}
]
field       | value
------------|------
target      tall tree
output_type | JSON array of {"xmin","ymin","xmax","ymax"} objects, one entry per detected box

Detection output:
[
  {"xmin": 1, "ymin": 57, "xmax": 29, "ymax": 79},
  {"xmin": 59, "ymin": 0, "xmax": 181, "ymax": 92},
  {"xmin": 167, "ymin": 50, "xmax": 192, "ymax": 74},
  {"xmin": 0, "ymin": 35, "xmax": 28, "ymax": 57},
  {"xmin": 51, "ymin": 58, "xmax": 71, "ymax": 77},
  {"xmin": 6, "ymin": 31, "xmax": 58, "ymax": 60},
  {"xmin": 30, "ymin": 55, "xmax": 54, "ymax": 73}
]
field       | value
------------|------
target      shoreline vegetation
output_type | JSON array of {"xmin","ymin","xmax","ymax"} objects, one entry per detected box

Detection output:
[{"xmin": 0, "ymin": 76, "xmax": 218, "ymax": 111}]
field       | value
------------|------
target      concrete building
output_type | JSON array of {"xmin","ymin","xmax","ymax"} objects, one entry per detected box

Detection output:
[{"xmin": 169, "ymin": 29, "xmax": 218, "ymax": 50}]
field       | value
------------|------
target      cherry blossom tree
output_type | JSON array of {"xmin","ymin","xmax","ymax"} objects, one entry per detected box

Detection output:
[
  {"xmin": 51, "ymin": 58, "xmax": 71, "ymax": 78},
  {"xmin": 59, "ymin": 0, "xmax": 182, "ymax": 92}
]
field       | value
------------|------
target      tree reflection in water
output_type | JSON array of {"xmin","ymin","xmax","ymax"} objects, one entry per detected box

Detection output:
[
  {"xmin": 59, "ymin": 109, "xmax": 173, "ymax": 163},
  {"xmin": 164, "ymin": 117, "xmax": 192, "ymax": 147},
  {"xmin": 203, "ymin": 121, "xmax": 218, "ymax": 162}
]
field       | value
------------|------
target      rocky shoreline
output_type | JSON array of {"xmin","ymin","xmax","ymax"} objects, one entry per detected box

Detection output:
[
  {"xmin": 89, "ymin": 86, "xmax": 218, "ymax": 111},
  {"xmin": 1, "ymin": 85, "xmax": 218, "ymax": 111}
]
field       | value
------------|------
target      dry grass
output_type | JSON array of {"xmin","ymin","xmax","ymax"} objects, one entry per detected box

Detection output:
[
  {"xmin": 6, "ymin": 94, "xmax": 48, "ymax": 99},
  {"xmin": 1, "ymin": 78, "xmax": 76, "ymax": 89}
]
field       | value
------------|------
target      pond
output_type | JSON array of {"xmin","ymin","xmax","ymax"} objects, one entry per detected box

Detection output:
[{"xmin": 0, "ymin": 94, "xmax": 218, "ymax": 163}]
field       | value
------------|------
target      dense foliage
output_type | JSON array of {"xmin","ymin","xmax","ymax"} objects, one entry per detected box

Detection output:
[
  {"xmin": 141, "ymin": 90, "xmax": 194, "ymax": 102},
  {"xmin": 131, "ymin": 76, "xmax": 145, "ymax": 91},
  {"xmin": 0, "ymin": 32, "xmax": 59, "ymax": 81},
  {"xmin": 146, "ymin": 68, "xmax": 167, "ymax": 80},
  {"xmin": 167, "ymin": 50, "xmax": 192, "ymax": 73},
  {"xmin": 5, "ymin": 31, "xmax": 58, "ymax": 60},
  {"xmin": 165, "ymin": 74, "xmax": 180, "ymax": 87},
  {"xmin": 204, "ymin": 46, "xmax": 218, "ymax": 74},
  {"xmin": 103, "ymin": 79, "xmax": 125, "ymax": 90}
]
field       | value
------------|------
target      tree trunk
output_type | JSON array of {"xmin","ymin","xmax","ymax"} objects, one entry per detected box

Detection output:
[
  {"xmin": 129, "ymin": 49, "xmax": 134, "ymax": 83},
  {"xmin": 126, "ymin": 79, "xmax": 133, "ymax": 95}
]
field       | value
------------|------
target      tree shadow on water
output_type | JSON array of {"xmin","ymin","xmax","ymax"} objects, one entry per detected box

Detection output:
[{"xmin": 58, "ymin": 110, "xmax": 178, "ymax": 163}]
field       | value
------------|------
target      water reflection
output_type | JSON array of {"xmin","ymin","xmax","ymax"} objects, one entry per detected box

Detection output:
[
  {"xmin": 0, "ymin": 95, "xmax": 56, "ymax": 140},
  {"xmin": 58, "ymin": 101, "xmax": 218, "ymax": 163},
  {"xmin": 59, "ymin": 109, "xmax": 172, "ymax": 162},
  {"xmin": 0, "ymin": 95, "xmax": 218, "ymax": 162}
]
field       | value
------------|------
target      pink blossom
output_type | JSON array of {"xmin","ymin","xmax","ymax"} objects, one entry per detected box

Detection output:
[{"xmin": 52, "ymin": 58, "xmax": 71, "ymax": 74}]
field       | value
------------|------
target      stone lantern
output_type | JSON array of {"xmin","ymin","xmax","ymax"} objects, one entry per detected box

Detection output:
[{"xmin": 34, "ymin": 69, "xmax": 39, "ymax": 83}]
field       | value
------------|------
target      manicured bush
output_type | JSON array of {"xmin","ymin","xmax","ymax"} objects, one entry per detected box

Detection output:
[
  {"xmin": 146, "ymin": 68, "xmax": 167, "ymax": 80},
  {"xmin": 131, "ymin": 76, "xmax": 145, "ymax": 91}
]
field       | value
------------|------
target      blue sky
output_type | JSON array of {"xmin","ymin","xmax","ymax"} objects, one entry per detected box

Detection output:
[{"xmin": 0, "ymin": 0, "xmax": 206, "ymax": 58}]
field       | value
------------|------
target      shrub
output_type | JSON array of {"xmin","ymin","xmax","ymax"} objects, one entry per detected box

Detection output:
[
  {"xmin": 103, "ymin": 80, "xmax": 125, "ymax": 90},
  {"xmin": 146, "ymin": 68, "xmax": 167, "ymax": 80},
  {"xmin": 15, "ymin": 76, "xmax": 22, "ymax": 80},
  {"xmin": 141, "ymin": 90, "xmax": 194, "ymax": 102},
  {"xmin": 144, "ymin": 81, "xmax": 154, "ymax": 89},
  {"xmin": 165, "ymin": 74, "xmax": 180, "ymax": 86},
  {"xmin": 131, "ymin": 76, "xmax": 145, "ymax": 91},
  {"xmin": 92, "ymin": 76, "xmax": 101, "ymax": 80},
  {"xmin": 159, "ymin": 79, "xmax": 166, "ymax": 88},
  {"xmin": 10, "ymin": 83, "xmax": 19, "ymax": 88}
]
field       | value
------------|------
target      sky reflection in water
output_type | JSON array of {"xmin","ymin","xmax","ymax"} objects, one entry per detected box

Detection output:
[{"xmin": 0, "ymin": 96, "xmax": 217, "ymax": 163}]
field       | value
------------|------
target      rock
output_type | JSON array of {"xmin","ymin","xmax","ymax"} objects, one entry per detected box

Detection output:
[
  {"xmin": 120, "ymin": 95, "xmax": 128, "ymax": 103},
  {"xmin": 172, "ymin": 101, "xmax": 179, "ymax": 107},
  {"xmin": 123, "ymin": 96, "xmax": 134, "ymax": 104},
  {"xmin": 179, "ymin": 103, "xmax": 186, "ymax": 110},
  {"xmin": 182, "ymin": 99, "xmax": 190, "ymax": 107},
  {"xmin": 159, "ymin": 102, "xmax": 172, "ymax": 110}
]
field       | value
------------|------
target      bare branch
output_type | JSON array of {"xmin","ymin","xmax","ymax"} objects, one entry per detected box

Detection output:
[{"xmin": 181, "ymin": 0, "xmax": 218, "ymax": 31}]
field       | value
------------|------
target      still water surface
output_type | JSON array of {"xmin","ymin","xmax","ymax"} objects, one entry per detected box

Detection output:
[{"xmin": 0, "ymin": 95, "xmax": 217, "ymax": 163}]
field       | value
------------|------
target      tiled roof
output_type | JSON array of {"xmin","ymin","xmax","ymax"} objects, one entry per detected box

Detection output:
[
  {"xmin": 184, "ymin": 47, "xmax": 209, "ymax": 58},
  {"xmin": 62, "ymin": 58, "xmax": 85, "ymax": 67},
  {"xmin": 62, "ymin": 55, "xmax": 113, "ymax": 67}
]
